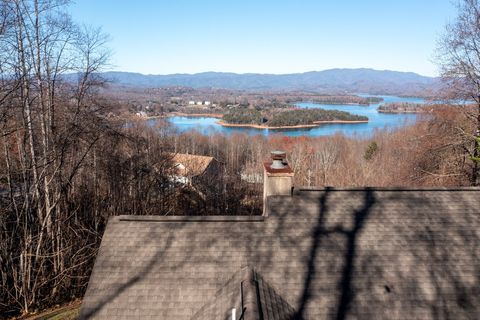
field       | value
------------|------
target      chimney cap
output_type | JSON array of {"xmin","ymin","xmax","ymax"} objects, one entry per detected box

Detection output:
[
  {"xmin": 271, "ymin": 151, "xmax": 286, "ymax": 160},
  {"xmin": 270, "ymin": 151, "xmax": 286, "ymax": 169},
  {"xmin": 264, "ymin": 150, "xmax": 293, "ymax": 174}
]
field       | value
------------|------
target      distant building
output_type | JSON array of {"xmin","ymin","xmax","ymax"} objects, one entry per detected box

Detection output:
[
  {"xmin": 196, "ymin": 101, "xmax": 203, "ymax": 106},
  {"xmin": 169, "ymin": 153, "xmax": 223, "ymax": 187},
  {"xmin": 188, "ymin": 101, "xmax": 195, "ymax": 105},
  {"xmin": 166, "ymin": 152, "xmax": 225, "ymax": 202},
  {"xmin": 135, "ymin": 111, "xmax": 147, "ymax": 117},
  {"xmin": 204, "ymin": 101, "xmax": 211, "ymax": 106}
]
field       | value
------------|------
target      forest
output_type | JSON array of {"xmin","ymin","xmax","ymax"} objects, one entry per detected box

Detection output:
[
  {"xmin": 295, "ymin": 95, "xmax": 383, "ymax": 105},
  {"xmin": 377, "ymin": 102, "xmax": 429, "ymax": 113},
  {"xmin": 267, "ymin": 109, "xmax": 368, "ymax": 126},
  {"xmin": 222, "ymin": 108, "xmax": 367, "ymax": 127},
  {"xmin": 1, "ymin": 0, "xmax": 480, "ymax": 318},
  {"xmin": 221, "ymin": 108, "xmax": 264, "ymax": 125}
]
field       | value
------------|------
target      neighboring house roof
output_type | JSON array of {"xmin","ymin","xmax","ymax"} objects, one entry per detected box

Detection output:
[
  {"xmin": 169, "ymin": 153, "xmax": 216, "ymax": 177},
  {"xmin": 79, "ymin": 188, "xmax": 480, "ymax": 319}
]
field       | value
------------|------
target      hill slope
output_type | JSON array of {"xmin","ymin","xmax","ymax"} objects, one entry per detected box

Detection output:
[{"xmin": 98, "ymin": 68, "xmax": 439, "ymax": 96}]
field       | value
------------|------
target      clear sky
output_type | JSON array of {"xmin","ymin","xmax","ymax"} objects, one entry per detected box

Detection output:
[{"xmin": 69, "ymin": 0, "xmax": 457, "ymax": 77}]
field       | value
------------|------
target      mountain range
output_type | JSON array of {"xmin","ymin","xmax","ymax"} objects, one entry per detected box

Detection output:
[{"xmin": 97, "ymin": 68, "xmax": 440, "ymax": 96}]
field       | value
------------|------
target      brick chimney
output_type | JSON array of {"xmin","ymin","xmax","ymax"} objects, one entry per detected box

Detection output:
[{"xmin": 263, "ymin": 151, "xmax": 294, "ymax": 211}]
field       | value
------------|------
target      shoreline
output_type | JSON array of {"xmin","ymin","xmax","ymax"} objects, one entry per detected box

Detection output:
[
  {"xmin": 170, "ymin": 112, "xmax": 224, "ymax": 118},
  {"xmin": 302, "ymin": 101, "xmax": 372, "ymax": 106},
  {"xmin": 133, "ymin": 114, "xmax": 369, "ymax": 129},
  {"xmin": 377, "ymin": 110, "xmax": 424, "ymax": 114},
  {"xmin": 123, "ymin": 113, "xmax": 224, "ymax": 122},
  {"xmin": 217, "ymin": 119, "xmax": 368, "ymax": 130},
  {"xmin": 313, "ymin": 120, "xmax": 369, "ymax": 124}
]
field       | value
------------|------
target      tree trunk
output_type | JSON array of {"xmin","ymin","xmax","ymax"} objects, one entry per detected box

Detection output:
[{"xmin": 473, "ymin": 101, "xmax": 480, "ymax": 186}]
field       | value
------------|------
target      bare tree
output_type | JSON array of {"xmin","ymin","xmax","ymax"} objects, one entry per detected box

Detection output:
[
  {"xmin": 315, "ymin": 139, "xmax": 339, "ymax": 186},
  {"xmin": 0, "ymin": 0, "xmax": 113, "ymax": 314},
  {"xmin": 436, "ymin": 0, "xmax": 480, "ymax": 185}
]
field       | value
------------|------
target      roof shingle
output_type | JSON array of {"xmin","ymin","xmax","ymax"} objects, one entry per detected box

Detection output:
[{"xmin": 79, "ymin": 188, "xmax": 480, "ymax": 319}]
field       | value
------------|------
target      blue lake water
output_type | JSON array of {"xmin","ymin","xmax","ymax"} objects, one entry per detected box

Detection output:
[{"xmin": 159, "ymin": 95, "xmax": 426, "ymax": 138}]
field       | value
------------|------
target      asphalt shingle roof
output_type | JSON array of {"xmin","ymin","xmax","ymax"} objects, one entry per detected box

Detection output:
[
  {"xmin": 169, "ymin": 153, "xmax": 216, "ymax": 177},
  {"xmin": 79, "ymin": 188, "xmax": 480, "ymax": 319}
]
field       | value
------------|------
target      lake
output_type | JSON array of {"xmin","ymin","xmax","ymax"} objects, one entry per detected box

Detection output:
[{"xmin": 159, "ymin": 95, "xmax": 426, "ymax": 137}]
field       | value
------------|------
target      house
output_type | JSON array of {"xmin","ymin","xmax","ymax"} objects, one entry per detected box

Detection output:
[
  {"xmin": 204, "ymin": 101, "xmax": 211, "ymax": 106},
  {"xmin": 188, "ymin": 101, "xmax": 195, "ymax": 105},
  {"xmin": 196, "ymin": 101, "xmax": 203, "ymax": 106},
  {"xmin": 167, "ymin": 153, "xmax": 225, "ymax": 211},
  {"xmin": 79, "ymin": 152, "xmax": 480, "ymax": 319},
  {"xmin": 135, "ymin": 111, "xmax": 147, "ymax": 118},
  {"xmin": 169, "ymin": 152, "xmax": 222, "ymax": 186}
]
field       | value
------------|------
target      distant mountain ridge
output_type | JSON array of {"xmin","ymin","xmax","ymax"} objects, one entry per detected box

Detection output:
[{"xmin": 97, "ymin": 68, "xmax": 439, "ymax": 96}]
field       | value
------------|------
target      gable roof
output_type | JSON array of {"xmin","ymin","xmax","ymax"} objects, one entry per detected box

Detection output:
[
  {"xmin": 191, "ymin": 267, "xmax": 296, "ymax": 320},
  {"xmin": 169, "ymin": 153, "xmax": 216, "ymax": 177},
  {"xmin": 79, "ymin": 188, "xmax": 480, "ymax": 319}
]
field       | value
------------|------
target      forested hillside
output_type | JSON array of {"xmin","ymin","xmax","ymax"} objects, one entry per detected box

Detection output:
[{"xmin": 96, "ymin": 69, "xmax": 439, "ymax": 96}]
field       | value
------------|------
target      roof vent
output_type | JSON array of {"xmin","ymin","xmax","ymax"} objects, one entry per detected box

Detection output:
[{"xmin": 270, "ymin": 151, "xmax": 286, "ymax": 169}]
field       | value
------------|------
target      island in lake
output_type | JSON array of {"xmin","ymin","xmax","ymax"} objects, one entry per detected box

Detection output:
[
  {"xmin": 219, "ymin": 107, "xmax": 368, "ymax": 129},
  {"xmin": 378, "ymin": 102, "xmax": 427, "ymax": 113}
]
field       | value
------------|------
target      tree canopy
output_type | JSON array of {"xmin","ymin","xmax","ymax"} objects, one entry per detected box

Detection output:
[{"xmin": 436, "ymin": 0, "xmax": 480, "ymax": 185}]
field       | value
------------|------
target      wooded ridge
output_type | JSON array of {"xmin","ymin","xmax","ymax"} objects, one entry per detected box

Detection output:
[{"xmin": 89, "ymin": 69, "xmax": 439, "ymax": 96}]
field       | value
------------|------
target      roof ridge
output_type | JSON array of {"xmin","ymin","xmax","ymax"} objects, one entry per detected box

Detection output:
[
  {"xmin": 241, "ymin": 268, "xmax": 260, "ymax": 320},
  {"xmin": 190, "ymin": 266, "xmax": 297, "ymax": 320},
  {"xmin": 189, "ymin": 266, "xmax": 254, "ymax": 320},
  {"xmin": 254, "ymin": 271, "xmax": 297, "ymax": 320},
  {"xmin": 114, "ymin": 215, "xmax": 265, "ymax": 222},
  {"xmin": 294, "ymin": 186, "xmax": 480, "ymax": 193},
  {"xmin": 167, "ymin": 152, "xmax": 215, "ymax": 160}
]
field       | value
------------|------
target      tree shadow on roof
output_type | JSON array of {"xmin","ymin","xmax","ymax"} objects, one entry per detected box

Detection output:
[
  {"xmin": 293, "ymin": 188, "xmax": 376, "ymax": 320},
  {"xmin": 393, "ymin": 194, "xmax": 480, "ymax": 319}
]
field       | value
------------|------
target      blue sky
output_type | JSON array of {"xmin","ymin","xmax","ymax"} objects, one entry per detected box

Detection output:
[{"xmin": 69, "ymin": 0, "xmax": 456, "ymax": 76}]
